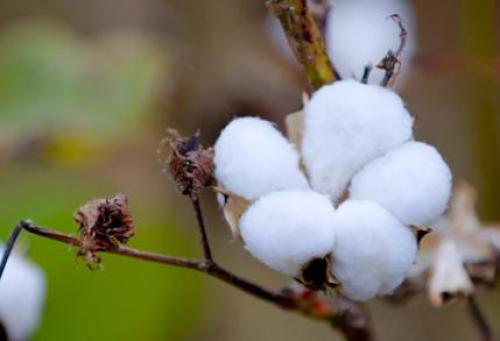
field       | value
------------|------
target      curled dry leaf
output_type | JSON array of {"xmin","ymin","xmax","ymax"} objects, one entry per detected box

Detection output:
[
  {"xmin": 160, "ymin": 129, "xmax": 214, "ymax": 199},
  {"xmin": 74, "ymin": 193, "xmax": 134, "ymax": 267}
]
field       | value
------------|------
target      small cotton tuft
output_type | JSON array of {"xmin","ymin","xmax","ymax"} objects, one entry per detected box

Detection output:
[
  {"xmin": 239, "ymin": 190, "xmax": 336, "ymax": 275},
  {"xmin": 349, "ymin": 141, "xmax": 452, "ymax": 226},
  {"xmin": 0, "ymin": 248, "xmax": 46, "ymax": 341},
  {"xmin": 325, "ymin": 0, "xmax": 416, "ymax": 85},
  {"xmin": 302, "ymin": 80, "xmax": 413, "ymax": 201},
  {"xmin": 331, "ymin": 200, "xmax": 417, "ymax": 301},
  {"xmin": 214, "ymin": 117, "xmax": 309, "ymax": 200}
]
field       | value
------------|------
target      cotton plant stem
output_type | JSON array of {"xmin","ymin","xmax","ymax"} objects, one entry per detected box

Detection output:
[
  {"xmin": 0, "ymin": 221, "xmax": 375, "ymax": 341},
  {"xmin": 466, "ymin": 295, "xmax": 495, "ymax": 341},
  {"xmin": 191, "ymin": 198, "xmax": 213, "ymax": 261},
  {"xmin": 267, "ymin": 0, "xmax": 336, "ymax": 89},
  {"xmin": 0, "ymin": 222, "xmax": 23, "ymax": 278}
]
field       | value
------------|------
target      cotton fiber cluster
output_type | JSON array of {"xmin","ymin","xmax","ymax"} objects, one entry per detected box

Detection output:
[
  {"xmin": 0, "ymin": 247, "xmax": 46, "ymax": 341},
  {"xmin": 214, "ymin": 117, "xmax": 308, "ymax": 200},
  {"xmin": 213, "ymin": 78, "xmax": 452, "ymax": 302},
  {"xmin": 325, "ymin": 0, "xmax": 416, "ymax": 85},
  {"xmin": 239, "ymin": 190, "xmax": 336, "ymax": 275},
  {"xmin": 350, "ymin": 141, "xmax": 452, "ymax": 226},
  {"xmin": 331, "ymin": 200, "xmax": 417, "ymax": 301},
  {"xmin": 302, "ymin": 80, "xmax": 413, "ymax": 201}
]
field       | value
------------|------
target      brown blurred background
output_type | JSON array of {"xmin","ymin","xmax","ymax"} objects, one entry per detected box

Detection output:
[{"xmin": 0, "ymin": 0, "xmax": 499, "ymax": 340}]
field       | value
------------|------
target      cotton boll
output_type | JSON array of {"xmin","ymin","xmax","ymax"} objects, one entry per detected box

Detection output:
[
  {"xmin": 214, "ymin": 117, "xmax": 309, "ymax": 200},
  {"xmin": 239, "ymin": 190, "xmax": 336, "ymax": 276},
  {"xmin": 325, "ymin": 0, "xmax": 416, "ymax": 85},
  {"xmin": 302, "ymin": 80, "xmax": 413, "ymax": 201},
  {"xmin": 331, "ymin": 200, "xmax": 417, "ymax": 301},
  {"xmin": 0, "ymin": 248, "xmax": 46, "ymax": 341},
  {"xmin": 349, "ymin": 141, "xmax": 452, "ymax": 226}
]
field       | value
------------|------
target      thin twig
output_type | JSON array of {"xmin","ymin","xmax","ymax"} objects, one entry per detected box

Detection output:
[
  {"xmin": 191, "ymin": 198, "xmax": 213, "ymax": 261},
  {"xmin": 378, "ymin": 14, "xmax": 407, "ymax": 87},
  {"xmin": 1, "ymin": 221, "xmax": 375, "ymax": 341},
  {"xmin": 0, "ymin": 222, "xmax": 23, "ymax": 278},
  {"xmin": 267, "ymin": 0, "xmax": 336, "ymax": 89},
  {"xmin": 467, "ymin": 295, "xmax": 495, "ymax": 341}
]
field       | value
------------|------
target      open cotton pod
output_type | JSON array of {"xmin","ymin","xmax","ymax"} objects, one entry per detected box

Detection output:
[
  {"xmin": 331, "ymin": 200, "xmax": 417, "ymax": 301},
  {"xmin": 302, "ymin": 80, "xmax": 413, "ymax": 202},
  {"xmin": 349, "ymin": 141, "xmax": 452, "ymax": 226},
  {"xmin": 214, "ymin": 117, "xmax": 308, "ymax": 201},
  {"xmin": 0, "ymin": 247, "xmax": 46, "ymax": 341},
  {"xmin": 325, "ymin": 0, "xmax": 416, "ymax": 85},
  {"xmin": 239, "ymin": 190, "xmax": 336, "ymax": 287}
]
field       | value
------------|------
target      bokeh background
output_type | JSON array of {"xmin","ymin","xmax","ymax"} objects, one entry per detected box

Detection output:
[{"xmin": 0, "ymin": 0, "xmax": 499, "ymax": 340}]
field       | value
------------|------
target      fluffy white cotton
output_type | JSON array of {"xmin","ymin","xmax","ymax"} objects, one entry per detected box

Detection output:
[
  {"xmin": 239, "ymin": 190, "xmax": 336, "ymax": 275},
  {"xmin": 302, "ymin": 80, "xmax": 413, "ymax": 201},
  {"xmin": 349, "ymin": 141, "xmax": 452, "ymax": 226},
  {"xmin": 0, "ymin": 248, "xmax": 46, "ymax": 341},
  {"xmin": 331, "ymin": 200, "xmax": 417, "ymax": 301},
  {"xmin": 325, "ymin": 0, "xmax": 416, "ymax": 85},
  {"xmin": 214, "ymin": 117, "xmax": 309, "ymax": 200}
]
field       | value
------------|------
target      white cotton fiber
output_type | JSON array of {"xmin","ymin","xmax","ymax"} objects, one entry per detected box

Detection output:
[
  {"xmin": 302, "ymin": 80, "xmax": 413, "ymax": 201},
  {"xmin": 239, "ymin": 190, "xmax": 336, "ymax": 275},
  {"xmin": 331, "ymin": 200, "xmax": 417, "ymax": 301},
  {"xmin": 349, "ymin": 141, "xmax": 452, "ymax": 226},
  {"xmin": 214, "ymin": 117, "xmax": 309, "ymax": 200},
  {"xmin": 325, "ymin": 0, "xmax": 416, "ymax": 85},
  {"xmin": 0, "ymin": 248, "xmax": 46, "ymax": 341}
]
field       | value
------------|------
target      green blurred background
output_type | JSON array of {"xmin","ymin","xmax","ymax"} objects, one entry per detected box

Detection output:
[{"xmin": 0, "ymin": 0, "xmax": 499, "ymax": 340}]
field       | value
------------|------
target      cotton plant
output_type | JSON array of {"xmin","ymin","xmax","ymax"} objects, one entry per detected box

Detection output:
[
  {"xmin": 0, "ymin": 246, "xmax": 46, "ymax": 341},
  {"xmin": 325, "ymin": 0, "xmax": 416, "ymax": 85},
  {"xmin": 268, "ymin": 0, "xmax": 416, "ymax": 86},
  {"xmin": 406, "ymin": 181, "xmax": 500, "ymax": 307},
  {"xmin": 213, "ymin": 79, "xmax": 452, "ymax": 301}
]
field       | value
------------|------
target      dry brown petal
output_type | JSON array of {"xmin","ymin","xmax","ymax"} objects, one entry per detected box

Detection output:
[
  {"xmin": 449, "ymin": 180, "xmax": 481, "ymax": 234},
  {"xmin": 285, "ymin": 110, "xmax": 305, "ymax": 150},
  {"xmin": 74, "ymin": 193, "xmax": 134, "ymax": 267},
  {"xmin": 160, "ymin": 129, "xmax": 213, "ymax": 199},
  {"xmin": 465, "ymin": 262, "xmax": 497, "ymax": 284},
  {"xmin": 428, "ymin": 239, "xmax": 474, "ymax": 307},
  {"xmin": 214, "ymin": 187, "xmax": 251, "ymax": 239},
  {"xmin": 479, "ymin": 226, "xmax": 500, "ymax": 252}
]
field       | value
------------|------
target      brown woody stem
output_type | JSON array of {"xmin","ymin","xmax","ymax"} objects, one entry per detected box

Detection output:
[
  {"xmin": 191, "ymin": 198, "xmax": 213, "ymax": 261},
  {"xmin": 267, "ymin": 0, "xmax": 336, "ymax": 89},
  {"xmin": 1, "ymin": 221, "xmax": 375, "ymax": 341},
  {"xmin": 467, "ymin": 295, "xmax": 495, "ymax": 341}
]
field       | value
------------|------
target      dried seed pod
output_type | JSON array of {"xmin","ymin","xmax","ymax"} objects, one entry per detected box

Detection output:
[
  {"xmin": 161, "ymin": 129, "xmax": 214, "ymax": 199},
  {"xmin": 74, "ymin": 193, "xmax": 134, "ymax": 266}
]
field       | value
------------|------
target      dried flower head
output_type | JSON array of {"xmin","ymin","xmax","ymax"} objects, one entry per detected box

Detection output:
[
  {"xmin": 160, "ymin": 129, "xmax": 214, "ymax": 199},
  {"xmin": 73, "ymin": 193, "xmax": 134, "ymax": 267},
  {"xmin": 407, "ymin": 181, "xmax": 500, "ymax": 307}
]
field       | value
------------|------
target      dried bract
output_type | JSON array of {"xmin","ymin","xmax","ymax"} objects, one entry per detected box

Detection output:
[
  {"xmin": 74, "ymin": 193, "xmax": 134, "ymax": 267},
  {"xmin": 161, "ymin": 129, "xmax": 214, "ymax": 198}
]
